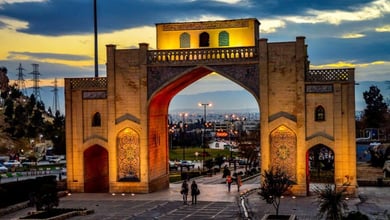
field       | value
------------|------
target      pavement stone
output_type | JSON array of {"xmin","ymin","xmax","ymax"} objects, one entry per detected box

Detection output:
[{"xmin": 1, "ymin": 169, "xmax": 389, "ymax": 220}]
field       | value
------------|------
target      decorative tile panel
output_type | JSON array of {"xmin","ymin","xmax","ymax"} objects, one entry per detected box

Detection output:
[
  {"xmin": 270, "ymin": 126, "xmax": 297, "ymax": 180},
  {"xmin": 117, "ymin": 128, "xmax": 140, "ymax": 182}
]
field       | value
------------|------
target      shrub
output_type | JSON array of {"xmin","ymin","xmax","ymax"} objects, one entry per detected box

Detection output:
[{"xmin": 258, "ymin": 167, "xmax": 295, "ymax": 216}]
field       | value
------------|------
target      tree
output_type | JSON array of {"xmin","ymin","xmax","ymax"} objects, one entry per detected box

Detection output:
[
  {"xmin": 362, "ymin": 85, "xmax": 389, "ymax": 128},
  {"xmin": 259, "ymin": 167, "xmax": 295, "ymax": 216}
]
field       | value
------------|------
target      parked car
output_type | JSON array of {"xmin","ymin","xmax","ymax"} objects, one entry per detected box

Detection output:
[
  {"xmin": 0, "ymin": 163, "xmax": 8, "ymax": 173},
  {"xmin": 179, "ymin": 160, "xmax": 195, "ymax": 169},
  {"xmin": 169, "ymin": 161, "xmax": 178, "ymax": 170},
  {"xmin": 3, "ymin": 160, "xmax": 22, "ymax": 168},
  {"xmin": 48, "ymin": 156, "xmax": 61, "ymax": 163}
]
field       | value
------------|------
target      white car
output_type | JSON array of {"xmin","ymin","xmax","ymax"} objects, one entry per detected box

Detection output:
[
  {"xmin": 3, "ymin": 160, "xmax": 22, "ymax": 168},
  {"xmin": 49, "ymin": 156, "xmax": 61, "ymax": 163},
  {"xmin": 0, "ymin": 163, "xmax": 8, "ymax": 173}
]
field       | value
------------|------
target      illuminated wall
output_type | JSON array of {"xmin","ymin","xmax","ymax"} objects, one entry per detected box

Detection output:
[{"xmin": 156, "ymin": 18, "xmax": 259, "ymax": 49}]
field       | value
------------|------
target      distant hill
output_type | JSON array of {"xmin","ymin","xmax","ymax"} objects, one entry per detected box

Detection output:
[{"xmin": 34, "ymin": 81, "xmax": 389, "ymax": 115}]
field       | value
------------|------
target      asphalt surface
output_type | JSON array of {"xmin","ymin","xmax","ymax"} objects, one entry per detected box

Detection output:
[{"xmin": 1, "ymin": 168, "xmax": 389, "ymax": 220}]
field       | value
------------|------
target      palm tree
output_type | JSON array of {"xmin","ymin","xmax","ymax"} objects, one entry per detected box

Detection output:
[{"xmin": 315, "ymin": 184, "xmax": 348, "ymax": 220}]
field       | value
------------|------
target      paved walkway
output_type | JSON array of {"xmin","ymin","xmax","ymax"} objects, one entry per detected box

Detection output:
[{"xmin": 1, "ymin": 170, "xmax": 389, "ymax": 219}]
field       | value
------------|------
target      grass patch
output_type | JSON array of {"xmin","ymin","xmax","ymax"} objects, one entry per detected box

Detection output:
[{"xmin": 169, "ymin": 147, "xmax": 236, "ymax": 161}]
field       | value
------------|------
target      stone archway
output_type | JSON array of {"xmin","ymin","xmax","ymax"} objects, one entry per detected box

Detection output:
[
  {"xmin": 65, "ymin": 18, "xmax": 356, "ymax": 195},
  {"xmin": 84, "ymin": 145, "xmax": 109, "ymax": 193}
]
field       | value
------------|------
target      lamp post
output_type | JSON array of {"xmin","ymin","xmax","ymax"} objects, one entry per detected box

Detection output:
[
  {"xmin": 199, "ymin": 103, "xmax": 211, "ymax": 171},
  {"xmin": 180, "ymin": 113, "xmax": 188, "ymax": 160}
]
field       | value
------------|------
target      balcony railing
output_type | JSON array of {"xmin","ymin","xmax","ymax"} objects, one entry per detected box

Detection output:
[{"xmin": 147, "ymin": 46, "xmax": 257, "ymax": 65}]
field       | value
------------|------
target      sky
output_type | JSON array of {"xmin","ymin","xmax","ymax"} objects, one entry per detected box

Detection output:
[{"xmin": 0, "ymin": 0, "xmax": 389, "ymax": 112}]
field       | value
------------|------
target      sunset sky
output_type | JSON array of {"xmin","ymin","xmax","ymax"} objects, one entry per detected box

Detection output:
[{"xmin": 0, "ymin": 0, "xmax": 389, "ymax": 103}]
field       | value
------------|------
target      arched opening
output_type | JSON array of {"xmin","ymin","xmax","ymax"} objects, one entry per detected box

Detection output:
[
  {"xmin": 84, "ymin": 145, "xmax": 109, "ymax": 192},
  {"xmin": 307, "ymin": 144, "xmax": 334, "ymax": 194},
  {"xmin": 218, "ymin": 31, "xmax": 229, "ymax": 46},
  {"xmin": 315, "ymin": 105, "xmax": 325, "ymax": 121},
  {"xmin": 199, "ymin": 32, "xmax": 210, "ymax": 47},
  {"xmin": 92, "ymin": 112, "xmax": 101, "ymax": 127},
  {"xmin": 180, "ymin": 32, "xmax": 190, "ymax": 48},
  {"xmin": 148, "ymin": 67, "xmax": 260, "ymax": 185}
]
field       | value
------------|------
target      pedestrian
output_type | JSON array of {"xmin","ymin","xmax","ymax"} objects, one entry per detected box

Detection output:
[
  {"xmin": 181, "ymin": 180, "xmax": 189, "ymax": 204},
  {"xmin": 226, "ymin": 175, "xmax": 232, "ymax": 192},
  {"xmin": 236, "ymin": 175, "xmax": 242, "ymax": 192},
  {"xmin": 191, "ymin": 180, "xmax": 199, "ymax": 204},
  {"xmin": 222, "ymin": 165, "xmax": 231, "ymax": 178}
]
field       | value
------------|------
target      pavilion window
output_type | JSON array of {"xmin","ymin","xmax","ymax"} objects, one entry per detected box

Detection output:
[
  {"xmin": 92, "ymin": 112, "xmax": 101, "ymax": 127},
  {"xmin": 315, "ymin": 106, "xmax": 325, "ymax": 121},
  {"xmin": 218, "ymin": 31, "xmax": 229, "ymax": 46},
  {"xmin": 199, "ymin": 32, "xmax": 210, "ymax": 47},
  {"xmin": 180, "ymin": 32, "xmax": 190, "ymax": 48}
]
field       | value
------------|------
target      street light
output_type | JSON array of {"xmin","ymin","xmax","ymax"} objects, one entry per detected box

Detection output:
[
  {"xmin": 198, "ymin": 103, "xmax": 212, "ymax": 171},
  {"xmin": 180, "ymin": 112, "xmax": 188, "ymax": 160}
]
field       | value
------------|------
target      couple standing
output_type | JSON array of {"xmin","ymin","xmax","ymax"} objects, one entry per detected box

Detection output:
[{"xmin": 181, "ymin": 180, "xmax": 199, "ymax": 205}]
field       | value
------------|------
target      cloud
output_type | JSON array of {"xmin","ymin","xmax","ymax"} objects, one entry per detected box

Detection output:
[
  {"xmin": 259, "ymin": 19, "xmax": 286, "ymax": 33},
  {"xmin": 0, "ymin": 0, "xmax": 46, "ymax": 7},
  {"xmin": 284, "ymin": 0, "xmax": 389, "ymax": 25},
  {"xmin": 341, "ymin": 33, "xmax": 365, "ymax": 39},
  {"xmin": 0, "ymin": 15, "xmax": 27, "ymax": 30},
  {"xmin": 212, "ymin": 0, "xmax": 243, "ymax": 4},
  {"xmin": 376, "ymin": 25, "xmax": 390, "ymax": 32},
  {"xmin": 7, "ymin": 51, "xmax": 91, "ymax": 61}
]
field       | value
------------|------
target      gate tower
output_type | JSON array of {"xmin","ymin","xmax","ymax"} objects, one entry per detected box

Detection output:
[{"xmin": 65, "ymin": 18, "xmax": 356, "ymax": 195}]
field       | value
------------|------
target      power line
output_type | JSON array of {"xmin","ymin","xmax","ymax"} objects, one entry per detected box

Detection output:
[
  {"xmin": 30, "ymin": 63, "xmax": 41, "ymax": 101},
  {"xmin": 16, "ymin": 63, "xmax": 27, "ymax": 95}
]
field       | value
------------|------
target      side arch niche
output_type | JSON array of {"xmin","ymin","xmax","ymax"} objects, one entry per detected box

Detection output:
[
  {"xmin": 270, "ymin": 126, "xmax": 297, "ymax": 180},
  {"xmin": 117, "ymin": 128, "xmax": 140, "ymax": 182},
  {"xmin": 84, "ymin": 145, "xmax": 109, "ymax": 193},
  {"xmin": 306, "ymin": 144, "xmax": 334, "ymax": 194}
]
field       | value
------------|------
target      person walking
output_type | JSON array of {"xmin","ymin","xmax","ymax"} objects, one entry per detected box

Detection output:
[
  {"xmin": 236, "ymin": 175, "xmax": 242, "ymax": 192},
  {"xmin": 181, "ymin": 180, "xmax": 189, "ymax": 204},
  {"xmin": 191, "ymin": 180, "xmax": 199, "ymax": 204},
  {"xmin": 226, "ymin": 175, "xmax": 233, "ymax": 192}
]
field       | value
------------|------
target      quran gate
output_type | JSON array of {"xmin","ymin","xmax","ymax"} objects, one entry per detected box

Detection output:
[{"xmin": 65, "ymin": 18, "xmax": 356, "ymax": 195}]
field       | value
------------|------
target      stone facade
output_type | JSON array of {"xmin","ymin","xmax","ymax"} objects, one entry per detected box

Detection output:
[{"xmin": 65, "ymin": 18, "xmax": 356, "ymax": 195}]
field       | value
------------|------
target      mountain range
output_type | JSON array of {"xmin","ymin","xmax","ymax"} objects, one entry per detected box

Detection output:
[{"xmin": 32, "ymin": 81, "xmax": 389, "ymax": 115}]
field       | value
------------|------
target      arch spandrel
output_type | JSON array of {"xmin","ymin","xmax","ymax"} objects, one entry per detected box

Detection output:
[{"xmin": 147, "ymin": 64, "xmax": 259, "ymax": 100}]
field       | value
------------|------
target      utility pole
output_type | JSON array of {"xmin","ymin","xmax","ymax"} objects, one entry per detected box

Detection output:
[
  {"xmin": 51, "ymin": 78, "xmax": 60, "ymax": 114},
  {"xmin": 199, "ymin": 103, "xmax": 212, "ymax": 171},
  {"xmin": 30, "ymin": 64, "xmax": 41, "ymax": 101},
  {"xmin": 16, "ymin": 63, "xmax": 27, "ymax": 95},
  {"xmin": 94, "ymin": 0, "xmax": 98, "ymax": 77}
]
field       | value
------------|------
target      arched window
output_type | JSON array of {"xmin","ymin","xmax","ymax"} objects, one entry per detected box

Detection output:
[
  {"xmin": 92, "ymin": 112, "xmax": 101, "ymax": 127},
  {"xmin": 180, "ymin": 32, "xmax": 190, "ymax": 48},
  {"xmin": 315, "ymin": 106, "xmax": 325, "ymax": 121},
  {"xmin": 219, "ymin": 31, "xmax": 229, "ymax": 46},
  {"xmin": 199, "ymin": 32, "xmax": 210, "ymax": 47}
]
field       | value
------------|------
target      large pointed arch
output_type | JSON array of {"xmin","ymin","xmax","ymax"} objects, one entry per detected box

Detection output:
[{"xmin": 148, "ymin": 66, "xmax": 260, "ymax": 185}]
